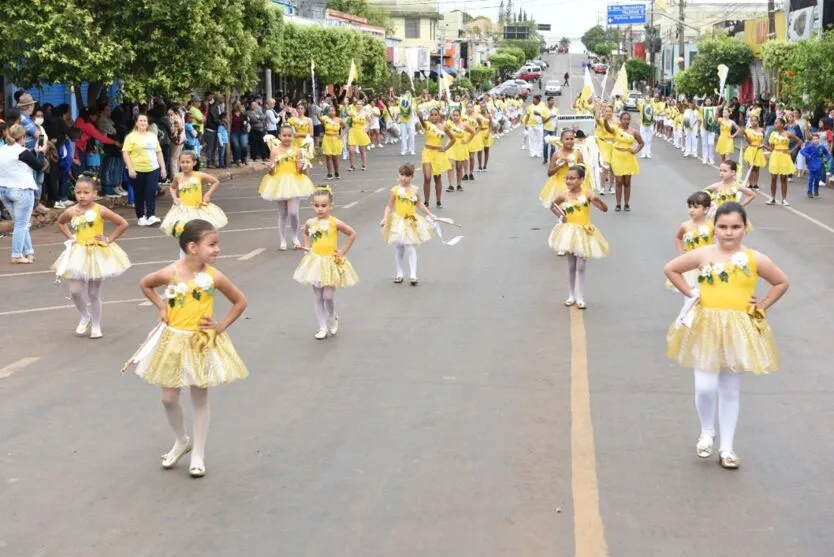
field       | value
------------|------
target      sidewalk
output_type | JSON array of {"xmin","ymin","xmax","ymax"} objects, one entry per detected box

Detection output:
[{"xmin": 0, "ymin": 163, "xmax": 262, "ymax": 234}]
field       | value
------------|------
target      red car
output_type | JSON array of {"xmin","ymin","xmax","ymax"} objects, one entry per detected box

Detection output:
[{"xmin": 593, "ymin": 63, "xmax": 608, "ymax": 74}]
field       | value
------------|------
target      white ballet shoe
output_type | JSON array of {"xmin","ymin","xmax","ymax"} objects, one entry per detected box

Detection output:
[
  {"xmin": 161, "ymin": 439, "xmax": 192, "ymax": 469},
  {"xmin": 328, "ymin": 316, "xmax": 339, "ymax": 336},
  {"xmin": 564, "ymin": 297, "xmax": 576, "ymax": 307},
  {"xmin": 189, "ymin": 459, "xmax": 206, "ymax": 478},
  {"xmin": 719, "ymin": 449, "xmax": 740, "ymax": 469},
  {"xmin": 696, "ymin": 434, "xmax": 714, "ymax": 458},
  {"xmin": 90, "ymin": 328, "xmax": 103, "ymax": 339},
  {"xmin": 576, "ymin": 301, "xmax": 587, "ymax": 310},
  {"xmin": 314, "ymin": 328, "xmax": 329, "ymax": 340},
  {"xmin": 279, "ymin": 240, "xmax": 288, "ymax": 251}
]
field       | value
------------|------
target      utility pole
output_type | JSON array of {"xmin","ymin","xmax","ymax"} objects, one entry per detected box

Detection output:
[
  {"xmin": 767, "ymin": 0, "xmax": 776, "ymax": 37},
  {"xmin": 649, "ymin": 0, "xmax": 656, "ymax": 89},
  {"xmin": 678, "ymin": 0, "xmax": 685, "ymax": 71}
]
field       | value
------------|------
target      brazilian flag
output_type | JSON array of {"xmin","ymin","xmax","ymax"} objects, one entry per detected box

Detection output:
[
  {"xmin": 399, "ymin": 96, "xmax": 412, "ymax": 118},
  {"xmin": 703, "ymin": 106, "xmax": 718, "ymax": 134},
  {"xmin": 641, "ymin": 102, "xmax": 654, "ymax": 126}
]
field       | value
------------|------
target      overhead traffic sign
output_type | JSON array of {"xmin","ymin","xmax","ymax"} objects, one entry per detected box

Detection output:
[{"xmin": 607, "ymin": 4, "xmax": 647, "ymax": 25}]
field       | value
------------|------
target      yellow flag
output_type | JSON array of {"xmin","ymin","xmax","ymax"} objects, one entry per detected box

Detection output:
[
  {"xmin": 347, "ymin": 59, "xmax": 358, "ymax": 87},
  {"xmin": 578, "ymin": 66, "xmax": 595, "ymax": 108},
  {"xmin": 610, "ymin": 65, "xmax": 628, "ymax": 100}
]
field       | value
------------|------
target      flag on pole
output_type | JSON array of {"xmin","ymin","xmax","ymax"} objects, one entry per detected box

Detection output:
[
  {"xmin": 347, "ymin": 59, "xmax": 358, "ymax": 87},
  {"xmin": 439, "ymin": 67, "xmax": 454, "ymax": 101},
  {"xmin": 610, "ymin": 64, "xmax": 628, "ymax": 100},
  {"xmin": 577, "ymin": 66, "xmax": 595, "ymax": 110},
  {"xmin": 311, "ymin": 59, "xmax": 317, "ymax": 103},
  {"xmin": 600, "ymin": 66, "xmax": 610, "ymax": 100},
  {"xmin": 717, "ymin": 64, "xmax": 729, "ymax": 97}
]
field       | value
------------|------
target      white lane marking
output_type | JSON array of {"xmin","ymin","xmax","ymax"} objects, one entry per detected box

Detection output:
[
  {"xmin": 138, "ymin": 301, "xmax": 153, "ymax": 306},
  {"xmin": 0, "ymin": 299, "xmax": 145, "ymax": 317},
  {"xmin": 374, "ymin": 187, "xmax": 385, "ymax": 193},
  {"xmin": 342, "ymin": 201, "xmax": 359, "ymax": 209},
  {"xmin": 0, "ymin": 357, "xmax": 41, "ymax": 380},
  {"xmin": 0, "ymin": 253, "xmax": 250, "ymax": 279},
  {"xmin": 238, "ymin": 248, "xmax": 266, "ymax": 261}
]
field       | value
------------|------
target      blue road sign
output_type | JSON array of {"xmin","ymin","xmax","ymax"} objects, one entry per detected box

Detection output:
[{"xmin": 607, "ymin": 4, "xmax": 647, "ymax": 25}]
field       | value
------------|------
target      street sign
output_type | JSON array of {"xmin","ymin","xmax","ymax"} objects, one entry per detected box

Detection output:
[
  {"xmin": 607, "ymin": 4, "xmax": 647, "ymax": 25},
  {"xmin": 537, "ymin": 24, "xmax": 551, "ymax": 31}
]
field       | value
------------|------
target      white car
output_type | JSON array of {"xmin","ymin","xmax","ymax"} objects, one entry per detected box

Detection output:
[
  {"xmin": 624, "ymin": 92, "xmax": 643, "ymax": 111},
  {"xmin": 544, "ymin": 80, "xmax": 562, "ymax": 96}
]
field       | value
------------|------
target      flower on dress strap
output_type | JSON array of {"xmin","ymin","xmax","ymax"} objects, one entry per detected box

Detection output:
[
  {"xmin": 193, "ymin": 272, "xmax": 214, "ymax": 292},
  {"xmin": 84, "ymin": 210, "xmax": 97, "ymax": 223},
  {"xmin": 731, "ymin": 251, "xmax": 751, "ymax": 276}
]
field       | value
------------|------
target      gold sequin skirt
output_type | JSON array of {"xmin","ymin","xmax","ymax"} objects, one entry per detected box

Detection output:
[
  {"xmin": 134, "ymin": 326, "xmax": 249, "ymax": 388},
  {"xmin": 51, "ymin": 242, "xmax": 131, "ymax": 281},
  {"xmin": 258, "ymin": 172, "xmax": 315, "ymax": 201},
  {"xmin": 160, "ymin": 203, "xmax": 228, "ymax": 236},
  {"xmin": 293, "ymin": 253, "xmax": 359, "ymax": 288},
  {"xmin": 666, "ymin": 307, "xmax": 779, "ymax": 373},
  {"xmin": 547, "ymin": 223, "xmax": 609, "ymax": 259},
  {"xmin": 421, "ymin": 148, "xmax": 452, "ymax": 176},
  {"xmin": 347, "ymin": 128, "xmax": 371, "ymax": 147},
  {"xmin": 382, "ymin": 213, "xmax": 433, "ymax": 246}
]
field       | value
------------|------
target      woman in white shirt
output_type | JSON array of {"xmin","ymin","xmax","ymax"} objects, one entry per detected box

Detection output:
[{"xmin": 0, "ymin": 125, "xmax": 46, "ymax": 263}]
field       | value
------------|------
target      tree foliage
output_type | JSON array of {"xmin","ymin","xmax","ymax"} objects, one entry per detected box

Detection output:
[
  {"xmin": 760, "ymin": 33, "xmax": 834, "ymax": 107},
  {"xmin": 469, "ymin": 66, "xmax": 497, "ymax": 87},
  {"xmin": 559, "ymin": 37, "xmax": 571, "ymax": 48},
  {"xmin": 581, "ymin": 25, "xmax": 620, "ymax": 58},
  {"xmin": 673, "ymin": 69, "xmax": 700, "ymax": 97},
  {"xmin": 499, "ymin": 39, "xmax": 540, "ymax": 60},
  {"xmin": 625, "ymin": 58, "xmax": 651, "ymax": 84},
  {"xmin": 686, "ymin": 36, "xmax": 753, "ymax": 95},
  {"xmin": 326, "ymin": 0, "xmax": 394, "ymax": 34},
  {"xmin": 488, "ymin": 52, "xmax": 519, "ymax": 75}
]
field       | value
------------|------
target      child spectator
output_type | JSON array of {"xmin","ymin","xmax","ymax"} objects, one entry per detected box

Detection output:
[
  {"xmin": 184, "ymin": 112, "xmax": 201, "ymax": 156},
  {"xmin": 217, "ymin": 112, "xmax": 229, "ymax": 168},
  {"xmin": 799, "ymin": 132, "xmax": 833, "ymax": 199}
]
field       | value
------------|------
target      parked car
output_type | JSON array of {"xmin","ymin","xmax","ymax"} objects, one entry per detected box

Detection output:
[
  {"xmin": 531, "ymin": 59, "xmax": 549, "ymax": 69},
  {"xmin": 593, "ymin": 63, "xmax": 608, "ymax": 74},
  {"xmin": 501, "ymin": 79, "xmax": 531, "ymax": 90},
  {"xmin": 624, "ymin": 91, "xmax": 643, "ymax": 111},
  {"xmin": 513, "ymin": 65, "xmax": 543, "ymax": 81},
  {"xmin": 544, "ymin": 80, "xmax": 562, "ymax": 96},
  {"xmin": 487, "ymin": 85, "xmax": 530, "ymax": 99}
]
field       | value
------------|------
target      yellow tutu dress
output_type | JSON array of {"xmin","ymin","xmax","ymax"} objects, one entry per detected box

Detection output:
[
  {"xmin": 290, "ymin": 117, "xmax": 312, "ymax": 149},
  {"xmin": 420, "ymin": 122, "xmax": 452, "ymax": 176},
  {"xmin": 321, "ymin": 118, "xmax": 343, "ymax": 157},
  {"xmin": 382, "ymin": 186, "xmax": 433, "ymax": 246},
  {"xmin": 595, "ymin": 119, "xmax": 614, "ymax": 166},
  {"xmin": 134, "ymin": 266, "xmax": 248, "ymax": 388},
  {"xmin": 445, "ymin": 121, "xmax": 469, "ymax": 162},
  {"xmin": 51, "ymin": 204, "xmax": 131, "ymax": 281},
  {"xmin": 258, "ymin": 148, "xmax": 315, "ymax": 201},
  {"xmin": 160, "ymin": 174, "xmax": 228, "ymax": 236},
  {"xmin": 743, "ymin": 129, "xmax": 767, "ymax": 167},
  {"xmin": 715, "ymin": 120, "xmax": 735, "ymax": 155},
  {"xmin": 539, "ymin": 150, "xmax": 581, "ymax": 208},
  {"xmin": 547, "ymin": 191, "xmax": 609, "ymax": 258},
  {"xmin": 666, "ymin": 248, "xmax": 779, "ymax": 373},
  {"xmin": 610, "ymin": 128, "xmax": 640, "ymax": 177},
  {"xmin": 708, "ymin": 185, "xmax": 754, "ymax": 232},
  {"xmin": 480, "ymin": 117, "xmax": 494, "ymax": 148},
  {"xmin": 465, "ymin": 116, "xmax": 484, "ymax": 153},
  {"xmin": 347, "ymin": 113, "xmax": 371, "ymax": 147},
  {"xmin": 294, "ymin": 216, "xmax": 359, "ymax": 288},
  {"xmin": 768, "ymin": 132, "xmax": 795, "ymax": 176},
  {"xmin": 666, "ymin": 222, "xmax": 713, "ymax": 291}
]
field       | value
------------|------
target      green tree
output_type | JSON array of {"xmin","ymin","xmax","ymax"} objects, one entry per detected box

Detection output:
[
  {"xmin": 469, "ymin": 66, "xmax": 497, "ymax": 87},
  {"xmin": 673, "ymin": 69, "xmax": 700, "ymax": 97},
  {"xmin": 559, "ymin": 37, "xmax": 571, "ymax": 49},
  {"xmin": 590, "ymin": 41, "xmax": 617, "ymax": 58},
  {"xmin": 625, "ymin": 58, "xmax": 651, "ymax": 84},
  {"xmin": 498, "ymin": 39, "xmax": 541, "ymax": 60},
  {"xmin": 581, "ymin": 25, "xmax": 620, "ymax": 56},
  {"xmin": 488, "ymin": 52, "xmax": 518, "ymax": 75},
  {"xmin": 686, "ymin": 36, "xmax": 754, "ymax": 95},
  {"xmin": 359, "ymin": 35, "xmax": 389, "ymax": 86},
  {"xmin": 498, "ymin": 46, "xmax": 526, "ymax": 68}
]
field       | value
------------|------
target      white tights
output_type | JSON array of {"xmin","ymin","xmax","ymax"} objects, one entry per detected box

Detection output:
[
  {"xmin": 69, "ymin": 279, "xmax": 102, "ymax": 329},
  {"xmin": 567, "ymin": 255, "xmax": 587, "ymax": 302},
  {"xmin": 693, "ymin": 369, "xmax": 741, "ymax": 453},
  {"xmin": 277, "ymin": 198, "xmax": 301, "ymax": 245},
  {"xmin": 162, "ymin": 387, "xmax": 210, "ymax": 467},
  {"xmin": 394, "ymin": 243, "xmax": 417, "ymax": 279},
  {"xmin": 313, "ymin": 286, "xmax": 336, "ymax": 329}
]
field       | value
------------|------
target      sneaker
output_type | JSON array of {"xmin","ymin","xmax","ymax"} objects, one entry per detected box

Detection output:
[
  {"xmin": 765, "ymin": 198, "xmax": 776, "ymax": 205},
  {"xmin": 564, "ymin": 297, "xmax": 576, "ymax": 307},
  {"xmin": 90, "ymin": 328, "xmax": 103, "ymax": 339},
  {"xmin": 781, "ymin": 199, "xmax": 790, "ymax": 207},
  {"xmin": 146, "ymin": 215, "xmax": 161, "ymax": 226},
  {"xmin": 314, "ymin": 328, "xmax": 329, "ymax": 340},
  {"xmin": 446, "ymin": 185, "xmax": 454, "ymax": 192},
  {"xmin": 328, "ymin": 316, "xmax": 339, "ymax": 336},
  {"xmin": 335, "ymin": 174, "xmax": 341, "ymax": 180},
  {"xmin": 436, "ymin": 201, "xmax": 443, "ymax": 209},
  {"xmin": 279, "ymin": 240, "xmax": 288, "ymax": 251},
  {"xmin": 54, "ymin": 200, "xmax": 67, "ymax": 209},
  {"xmin": 326, "ymin": 174, "xmax": 334, "ymax": 180},
  {"xmin": 137, "ymin": 216, "xmax": 149, "ymax": 227},
  {"xmin": 106, "ymin": 194, "xmax": 120, "ymax": 199},
  {"xmin": 696, "ymin": 434, "xmax": 714, "ymax": 458},
  {"xmin": 116, "ymin": 187, "xmax": 128, "ymax": 196},
  {"xmin": 75, "ymin": 317, "xmax": 91, "ymax": 335}
]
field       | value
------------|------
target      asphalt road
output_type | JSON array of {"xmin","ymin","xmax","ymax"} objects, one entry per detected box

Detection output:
[{"xmin": 1, "ymin": 54, "xmax": 833, "ymax": 557}]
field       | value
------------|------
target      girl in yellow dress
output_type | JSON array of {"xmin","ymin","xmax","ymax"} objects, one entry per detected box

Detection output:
[
  {"xmin": 160, "ymin": 151, "xmax": 227, "ymax": 245},
  {"xmin": 417, "ymin": 108, "xmax": 456, "ymax": 209},
  {"xmin": 445, "ymin": 109, "xmax": 475, "ymax": 192},
  {"xmin": 602, "ymin": 108, "xmax": 644, "ymax": 212},
  {"xmin": 289, "ymin": 103, "xmax": 314, "ymax": 150},
  {"xmin": 294, "ymin": 187, "xmax": 358, "ymax": 339},
  {"xmin": 742, "ymin": 115, "xmax": 766, "ymax": 190},
  {"xmin": 703, "ymin": 160, "xmax": 755, "ymax": 231},
  {"xmin": 715, "ymin": 108, "xmax": 740, "ymax": 162},
  {"xmin": 595, "ymin": 104, "xmax": 616, "ymax": 195},
  {"xmin": 259, "ymin": 125, "xmax": 315, "ymax": 250},
  {"xmin": 540, "ymin": 129, "xmax": 583, "ymax": 208},
  {"xmin": 380, "ymin": 163, "xmax": 436, "ymax": 285},
  {"xmin": 669, "ymin": 191, "xmax": 713, "ymax": 291},
  {"xmin": 665, "ymin": 202, "xmax": 789, "ymax": 469},
  {"xmin": 478, "ymin": 99, "xmax": 494, "ymax": 171},
  {"xmin": 548, "ymin": 165, "xmax": 609, "ymax": 309},
  {"xmin": 464, "ymin": 105, "xmax": 484, "ymax": 179},
  {"xmin": 320, "ymin": 106, "xmax": 347, "ymax": 180},
  {"xmin": 347, "ymin": 99, "xmax": 371, "ymax": 171},
  {"xmin": 133, "ymin": 219, "xmax": 248, "ymax": 478},
  {"xmin": 766, "ymin": 117, "xmax": 802, "ymax": 206},
  {"xmin": 52, "ymin": 176, "xmax": 130, "ymax": 339}
]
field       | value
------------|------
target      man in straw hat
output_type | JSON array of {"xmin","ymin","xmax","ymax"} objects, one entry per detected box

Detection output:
[{"xmin": 15, "ymin": 93, "xmax": 40, "ymax": 152}]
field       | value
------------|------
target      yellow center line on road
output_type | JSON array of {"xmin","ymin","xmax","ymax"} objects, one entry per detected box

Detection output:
[
  {"xmin": 0, "ymin": 357, "xmax": 41, "ymax": 380},
  {"xmin": 570, "ymin": 308, "xmax": 608, "ymax": 557}
]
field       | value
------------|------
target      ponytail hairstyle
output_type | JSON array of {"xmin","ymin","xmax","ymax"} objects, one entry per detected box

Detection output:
[
  {"xmin": 5, "ymin": 124, "xmax": 25, "ymax": 145},
  {"xmin": 313, "ymin": 184, "xmax": 333, "ymax": 201},
  {"xmin": 178, "ymin": 219, "xmax": 217, "ymax": 252}
]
